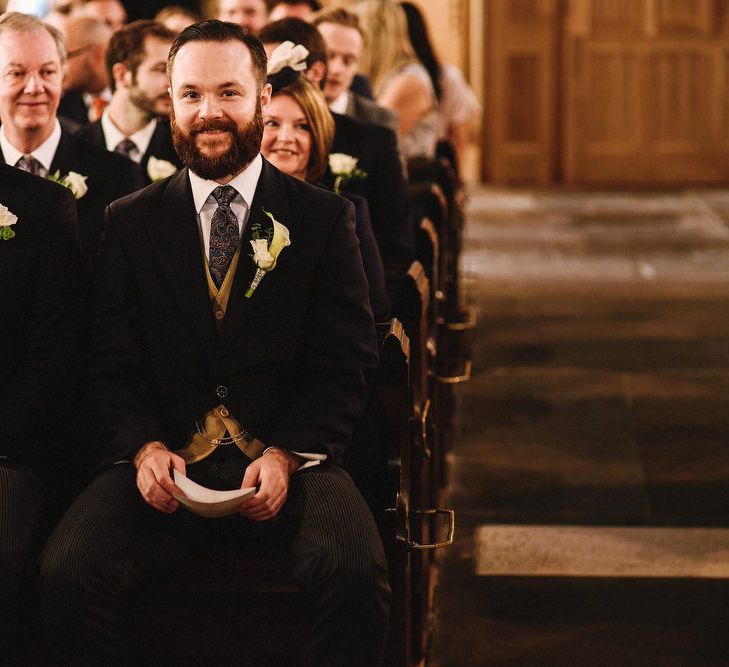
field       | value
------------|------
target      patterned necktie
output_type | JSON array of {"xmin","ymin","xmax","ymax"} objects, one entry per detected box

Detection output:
[
  {"xmin": 15, "ymin": 155, "xmax": 45, "ymax": 177},
  {"xmin": 209, "ymin": 185, "xmax": 240, "ymax": 288},
  {"xmin": 115, "ymin": 138, "xmax": 137, "ymax": 158}
]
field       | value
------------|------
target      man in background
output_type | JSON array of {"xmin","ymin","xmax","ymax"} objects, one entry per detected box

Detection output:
[
  {"xmin": 55, "ymin": 14, "xmax": 112, "ymax": 125},
  {"xmin": 77, "ymin": 19, "xmax": 182, "ymax": 184},
  {"xmin": 312, "ymin": 7, "xmax": 397, "ymax": 131},
  {"xmin": 217, "ymin": 0, "xmax": 268, "ymax": 33}
]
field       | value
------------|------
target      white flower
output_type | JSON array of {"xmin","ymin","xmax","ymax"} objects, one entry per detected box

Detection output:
[
  {"xmin": 328, "ymin": 153, "xmax": 359, "ymax": 176},
  {"xmin": 147, "ymin": 156, "xmax": 177, "ymax": 181},
  {"xmin": 250, "ymin": 238, "xmax": 274, "ymax": 270},
  {"xmin": 0, "ymin": 203, "xmax": 17, "ymax": 240},
  {"xmin": 0, "ymin": 204, "xmax": 18, "ymax": 227},
  {"xmin": 267, "ymin": 40, "xmax": 309, "ymax": 75},
  {"xmin": 64, "ymin": 171, "xmax": 88, "ymax": 199}
]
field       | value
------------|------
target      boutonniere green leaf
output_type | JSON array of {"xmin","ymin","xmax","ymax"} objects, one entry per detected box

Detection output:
[
  {"xmin": 0, "ymin": 203, "xmax": 18, "ymax": 240},
  {"xmin": 245, "ymin": 208, "xmax": 291, "ymax": 298},
  {"xmin": 329, "ymin": 153, "xmax": 367, "ymax": 194},
  {"xmin": 147, "ymin": 156, "xmax": 178, "ymax": 181},
  {"xmin": 47, "ymin": 170, "xmax": 88, "ymax": 199}
]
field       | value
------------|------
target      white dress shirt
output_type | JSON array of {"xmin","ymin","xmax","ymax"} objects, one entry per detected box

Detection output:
[
  {"xmin": 329, "ymin": 91, "xmax": 349, "ymax": 115},
  {"xmin": 188, "ymin": 153, "xmax": 263, "ymax": 260},
  {"xmin": 1, "ymin": 119, "xmax": 62, "ymax": 176},
  {"xmin": 101, "ymin": 110, "xmax": 157, "ymax": 164}
]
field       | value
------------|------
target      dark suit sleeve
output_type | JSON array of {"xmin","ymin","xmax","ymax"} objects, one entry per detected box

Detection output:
[
  {"xmin": 351, "ymin": 195, "xmax": 390, "ymax": 321},
  {"xmin": 88, "ymin": 206, "xmax": 164, "ymax": 463},
  {"xmin": 0, "ymin": 188, "xmax": 84, "ymax": 460},
  {"xmin": 269, "ymin": 199, "xmax": 379, "ymax": 460},
  {"xmin": 366, "ymin": 125, "xmax": 414, "ymax": 270}
]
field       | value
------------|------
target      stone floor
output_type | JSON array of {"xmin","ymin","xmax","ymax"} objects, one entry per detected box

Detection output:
[{"xmin": 429, "ymin": 187, "xmax": 729, "ymax": 667}]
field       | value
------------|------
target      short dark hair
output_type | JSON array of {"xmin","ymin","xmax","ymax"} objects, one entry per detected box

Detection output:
[
  {"xmin": 106, "ymin": 20, "xmax": 176, "ymax": 93},
  {"xmin": 257, "ymin": 17, "xmax": 326, "ymax": 69},
  {"xmin": 167, "ymin": 19, "xmax": 268, "ymax": 91}
]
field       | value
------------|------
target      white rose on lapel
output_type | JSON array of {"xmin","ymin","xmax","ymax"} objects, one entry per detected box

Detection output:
[
  {"xmin": 0, "ymin": 204, "xmax": 18, "ymax": 240},
  {"xmin": 47, "ymin": 170, "xmax": 88, "ymax": 199},
  {"xmin": 147, "ymin": 156, "xmax": 177, "ymax": 181},
  {"xmin": 245, "ymin": 209, "xmax": 291, "ymax": 298},
  {"xmin": 250, "ymin": 238, "xmax": 274, "ymax": 269},
  {"xmin": 328, "ymin": 153, "xmax": 367, "ymax": 194}
]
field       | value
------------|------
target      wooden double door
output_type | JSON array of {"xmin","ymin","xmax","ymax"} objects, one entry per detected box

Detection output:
[{"xmin": 486, "ymin": 0, "xmax": 729, "ymax": 185}]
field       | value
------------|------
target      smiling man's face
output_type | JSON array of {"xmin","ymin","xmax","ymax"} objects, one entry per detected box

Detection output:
[
  {"xmin": 0, "ymin": 28, "xmax": 62, "ymax": 148},
  {"xmin": 169, "ymin": 38, "xmax": 271, "ymax": 182}
]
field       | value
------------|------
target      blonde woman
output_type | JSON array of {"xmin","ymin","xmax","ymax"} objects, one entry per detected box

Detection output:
[{"xmin": 350, "ymin": 0, "xmax": 438, "ymax": 161}]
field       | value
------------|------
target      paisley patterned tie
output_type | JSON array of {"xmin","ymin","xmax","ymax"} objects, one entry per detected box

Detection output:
[
  {"xmin": 209, "ymin": 185, "xmax": 240, "ymax": 288},
  {"xmin": 15, "ymin": 155, "xmax": 45, "ymax": 177}
]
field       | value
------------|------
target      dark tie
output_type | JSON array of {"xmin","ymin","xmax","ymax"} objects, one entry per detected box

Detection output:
[
  {"xmin": 15, "ymin": 155, "xmax": 45, "ymax": 177},
  {"xmin": 115, "ymin": 138, "xmax": 137, "ymax": 157},
  {"xmin": 209, "ymin": 185, "xmax": 240, "ymax": 289}
]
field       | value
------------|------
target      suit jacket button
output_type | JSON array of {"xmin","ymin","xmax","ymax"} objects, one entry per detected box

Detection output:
[
  {"xmin": 215, "ymin": 310, "xmax": 224, "ymax": 320},
  {"xmin": 216, "ymin": 385, "xmax": 227, "ymax": 398}
]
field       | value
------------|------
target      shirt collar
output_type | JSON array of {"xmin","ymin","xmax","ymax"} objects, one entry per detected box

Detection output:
[
  {"xmin": 329, "ymin": 91, "xmax": 349, "ymax": 115},
  {"xmin": 101, "ymin": 109, "xmax": 158, "ymax": 158},
  {"xmin": 1, "ymin": 119, "xmax": 62, "ymax": 172},
  {"xmin": 188, "ymin": 153, "xmax": 263, "ymax": 214}
]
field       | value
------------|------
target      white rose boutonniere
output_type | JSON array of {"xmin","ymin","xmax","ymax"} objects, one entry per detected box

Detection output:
[
  {"xmin": 0, "ymin": 204, "xmax": 18, "ymax": 240},
  {"xmin": 47, "ymin": 170, "xmax": 88, "ymax": 199},
  {"xmin": 245, "ymin": 209, "xmax": 291, "ymax": 298},
  {"xmin": 328, "ymin": 153, "xmax": 367, "ymax": 194},
  {"xmin": 147, "ymin": 156, "xmax": 178, "ymax": 182}
]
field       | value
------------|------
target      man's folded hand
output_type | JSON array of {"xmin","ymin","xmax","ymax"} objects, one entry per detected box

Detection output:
[
  {"xmin": 239, "ymin": 448, "xmax": 303, "ymax": 521},
  {"xmin": 133, "ymin": 441, "xmax": 186, "ymax": 514}
]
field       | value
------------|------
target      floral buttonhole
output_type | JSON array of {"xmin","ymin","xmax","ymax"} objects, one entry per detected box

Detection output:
[
  {"xmin": 245, "ymin": 208, "xmax": 291, "ymax": 298},
  {"xmin": 0, "ymin": 203, "xmax": 18, "ymax": 240}
]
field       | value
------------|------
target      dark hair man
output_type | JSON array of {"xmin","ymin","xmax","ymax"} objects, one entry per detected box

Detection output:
[
  {"xmin": 76, "ymin": 19, "xmax": 183, "ymax": 185},
  {"xmin": 40, "ymin": 19, "xmax": 391, "ymax": 667},
  {"xmin": 268, "ymin": 0, "xmax": 322, "ymax": 22}
]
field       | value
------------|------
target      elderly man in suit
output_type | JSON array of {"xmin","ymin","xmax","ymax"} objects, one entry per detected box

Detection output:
[
  {"xmin": 77, "ymin": 19, "xmax": 183, "ymax": 185},
  {"xmin": 0, "ymin": 164, "xmax": 84, "ymax": 665},
  {"xmin": 258, "ymin": 17, "xmax": 414, "ymax": 271},
  {"xmin": 0, "ymin": 12, "xmax": 143, "ymax": 267},
  {"xmin": 40, "ymin": 20, "xmax": 390, "ymax": 667}
]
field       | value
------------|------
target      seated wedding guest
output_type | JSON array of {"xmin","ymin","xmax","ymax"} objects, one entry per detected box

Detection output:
[
  {"xmin": 268, "ymin": 0, "xmax": 321, "ymax": 22},
  {"xmin": 311, "ymin": 7, "xmax": 397, "ymax": 131},
  {"xmin": 263, "ymin": 45, "xmax": 389, "ymax": 320},
  {"xmin": 77, "ymin": 20, "xmax": 182, "ymax": 185},
  {"xmin": 217, "ymin": 0, "xmax": 268, "ymax": 33},
  {"xmin": 401, "ymin": 1, "xmax": 480, "ymax": 177},
  {"xmin": 0, "ymin": 164, "xmax": 84, "ymax": 666},
  {"xmin": 0, "ymin": 13, "xmax": 143, "ymax": 266},
  {"xmin": 155, "ymin": 5, "xmax": 202, "ymax": 35},
  {"xmin": 259, "ymin": 17, "xmax": 414, "ymax": 271},
  {"xmin": 40, "ymin": 20, "xmax": 390, "ymax": 667},
  {"xmin": 351, "ymin": 0, "xmax": 438, "ymax": 161},
  {"xmin": 56, "ymin": 14, "xmax": 112, "ymax": 126}
]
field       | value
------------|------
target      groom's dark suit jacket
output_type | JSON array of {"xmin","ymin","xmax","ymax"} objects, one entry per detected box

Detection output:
[
  {"xmin": 0, "ymin": 124, "xmax": 144, "ymax": 267},
  {"xmin": 76, "ymin": 119, "xmax": 184, "ymax": 186},
  {"xmin": 91, "ymin": 159, "xmax": 378, "ymax": 468},
  {"xmin": 0, "ymin": 164, "xmax": 85, "ymax": 474}
]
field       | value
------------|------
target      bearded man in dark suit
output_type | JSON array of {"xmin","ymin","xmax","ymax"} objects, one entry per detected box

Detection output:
[
  {"xmin": 77, "ymin": 19, "xmax": 184, "ymax": 186},
  {"xmin": 0, "ymin": 164, "xmax": 84, "ymax": 665},
  {"xmin": 0, "ymin": 13, "xmax": 143, "ymax": 268},
  {"xmin": 40, "ymin": 20, "xmax": 390, "ymax": 667}
]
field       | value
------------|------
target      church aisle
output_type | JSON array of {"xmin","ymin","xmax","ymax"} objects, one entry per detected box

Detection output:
[{"xmin": 430, "ymin": 188, "xmax": 729, "ymax": 667}]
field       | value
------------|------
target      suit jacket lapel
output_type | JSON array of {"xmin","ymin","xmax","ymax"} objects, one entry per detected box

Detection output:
[
  {"xmin": 217, "ymin": 159, "xmax": 297, "ymax": 355},
  {"xmin": 147, "ymin": 168, "xmax": 217, "ymax": 359}
]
